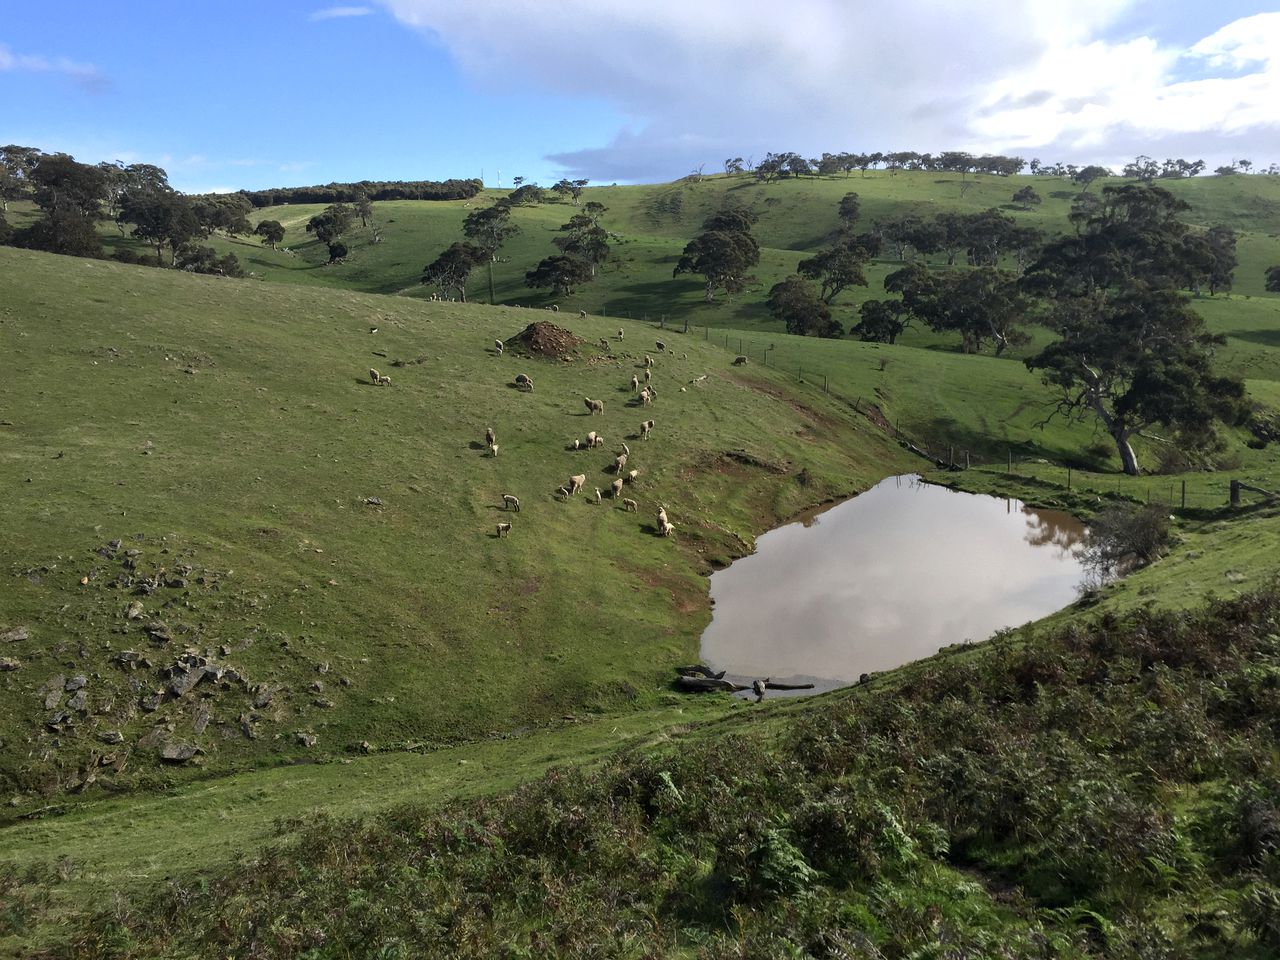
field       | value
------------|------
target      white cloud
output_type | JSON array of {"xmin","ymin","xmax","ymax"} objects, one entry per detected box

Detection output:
[
  {"xmin": 0, "ymin": 42, "xmax": 106, "ymax": 92},
  {"xmin": 310, "ymin": 6, "xmax": 373, "ymax": 21},
  {"xmin": 375, "ymin": 1, "xmax": 1279, "ymax": 180}
]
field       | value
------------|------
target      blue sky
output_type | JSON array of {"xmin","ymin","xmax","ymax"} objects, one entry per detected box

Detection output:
[{"xmin": 2, "ymin": 1, "xmax": 1277, "ymax": 193}]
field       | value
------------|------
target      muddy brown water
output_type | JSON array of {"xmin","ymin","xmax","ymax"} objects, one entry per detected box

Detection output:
[{"xmin": 700, "ymin": 474, "xmax": 1087, "ymax": 695}]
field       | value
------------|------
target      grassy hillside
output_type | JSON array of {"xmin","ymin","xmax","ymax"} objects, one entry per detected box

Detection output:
[
  {"xmin": 2, "ymin": 167, "xmax": 1280, "ymax": 956},
  {"xmin": 0, "ymin": 244, "xmax": 919, "ymax": 810}
]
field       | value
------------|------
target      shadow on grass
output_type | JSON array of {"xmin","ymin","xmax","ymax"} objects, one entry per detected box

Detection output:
[
  {"xmin": 907, "ymin": 415, "xmax": 1108, "ymax": 470},
  {"xmin": 1228, "ymin": 328, "xmax": 1280, "ymax": 348}
]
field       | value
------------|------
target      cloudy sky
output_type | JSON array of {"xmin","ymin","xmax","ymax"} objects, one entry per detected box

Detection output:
[{"xmin": 2, "ymin": 0, "xmax": 1277, "ymax": 192}]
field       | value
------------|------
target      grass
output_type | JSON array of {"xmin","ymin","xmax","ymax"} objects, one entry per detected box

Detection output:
[
  {"xmin": 2, "ymin": 168, "xmax": 1279, "ymax": 955},
  {"xmin": 0, "ymin": 244, "xmax": 913, "ymax": 811}
]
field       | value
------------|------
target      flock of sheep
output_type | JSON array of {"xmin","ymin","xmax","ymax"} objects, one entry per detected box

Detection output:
[{"xmin": 488, "ymin": 326, "xmax": 678, "ymax": 541}]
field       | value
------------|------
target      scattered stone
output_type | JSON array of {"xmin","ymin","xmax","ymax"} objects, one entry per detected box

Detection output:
[
  {"xmin": 46, "ymin": 712, "xmax": 70, "ymax": 731},
  {"xmin": 359, "ymin": 740, "xmax": 374, "ymax": 753},
  {"xmin": 165, "ymin": 577, "xmax": 187, "ymax": 589},
  {"xmin": 140, "ymin": 692, "xmax": 163, "ymax": 712},
  {"xmin": 219, "ymin": 645, "xmax": 231, "ymax": 657},
  {"xmin": 125, "ymin": 601, "xmax": 144, "ymax": 620},
  {"xmin": 339, "ymin": 676, "xmax": 352, "ymax": 687},
  {"xmin": 159, "ymin": 742, "xmax": 198, "ymax": 763},
  {"xmin": 67, "ymin": 690, "xmax": 87, "ymax": 712},
  {"xmin": 362, "ymin": 497, "xmax": 383, "ymax": 506},
  {"xmin": 252, "ymin": 684, "xmax": 277, "ymax": 709},
  {"xmin": 193, "ymin": 705, "xmax": 210, "ymax": 735},
  {"xmin": 313, "ymin": 698, "xmax": 335, "ymax": 709},
  {"xmin": 166, "ymin": 668, "xmax": 205, "ymax": 699},
  {"xmin": 0, "ymin": 658, "xmax": 21, "ymax": 672},
  {"xmin": 315, "ymin": 661, "xmax": 329, "ymax": 674},
  {"xmin": 1, "ymin": 626, "xmax": 29, "ymax": 643},
  {"xmin": 239, "ymin": 714, "xmax": 257, "ymax": 739},
  {"xmin": 98, "ymin": 730, "xmax": 124, "ymax": 745},
  {"xmin": 296, "ymin": 732, "xmax": 317, "ymax": 748},
  {"xmin": 308, "ymin": 680, "xmax": 324, "ymax": 693},
  {"xmin": 144, "ymin": 621, "xmax": 172, "ymax": 643},
  {"xmin": 113, "ymin": 650, "xmax": 142, "ymax": 668},
  {"xmin": 65, "ymin": 676, "xmax": 87, "ymax": 692},
  {"xmin": 43, "ymin": 676, "xmax": 66, "ymax": 710}
]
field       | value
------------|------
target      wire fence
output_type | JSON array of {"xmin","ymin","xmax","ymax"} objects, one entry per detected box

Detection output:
[{"xmin": 623, "ymin": 314, "xmax": 1277, "ymax": 512}]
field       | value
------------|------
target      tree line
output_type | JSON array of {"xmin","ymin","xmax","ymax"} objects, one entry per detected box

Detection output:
[{"xmin": 238, "ymin": 178, "xmax": 482, "ymax": 208}]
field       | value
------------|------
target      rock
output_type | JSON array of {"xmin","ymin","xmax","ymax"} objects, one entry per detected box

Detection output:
[
  {"xmin": 295, "ymin": 732, "xmax": 317, "ymax": 748},
  {"xmin": 140, "ymin": 692, "xmax": 163, "ymax": 712},
  {"xmin": 308, "ymin": 680, "xmax": 324, "ymax": 693},
  {"xmin": 165, "ymin": 577, "xmax": 187, "ymax": 589},
  {"xmin": 159, "ymin": 742, "xmax": 198, "ymax": 762},
  {"xmin": 313, "ymin": 698, "xmax": 335, "ymax": 709},
  {"xmin": 339, "ymin": 676, "xmax": 352, "ymax": 687},
  {"xmin": 43, "ymin": 676, "xmax": 66, "ymax": 710},
  {"xmin": 113, "ymin": 650, "xmax": 142, "ymax": 668},
  {"xmin": 315, "ymin": 661, "xmax": 330, "ymax": 674},
  {"xmin": 67, "ymin": 690, "xmax": 87, "ymax": 712},
  {"xmin": 98, "ymin": 730, "xmax": 124, "ymax": 745},
  {"xmin": 252, "ymin": 684, "xmax": 277, "ymax": 709},
  {"xmin": 144, "ymin": 621, "xmax": 172, "ymax": 643},
  {"xmin": 109, "ymin": 539, "xmax": 122, "ymax": 551},
  {"xmin": 193, "ymin": 705, "xmax": 210, "ymax": 735},
  {"xmin": 1, "ymin": 626, "xmax": 30, "ymax": 643},
  {"xmin": 0, "ymin": 658, "xmax": 21, "ymax": 672},
  {"xmin": 65, "ymin": 675, "xmax": 87, "ymax": 692},
  {"xmin": 125, "ymin": 601, "xmax": 144, "ymax": 620},
  {"xmin": 166, "ymin": 668, "xmax": 205, "ymax": 699},
  {"xmin": 239, "ymin": 714, "xmax": 257, "ymax": 739}
]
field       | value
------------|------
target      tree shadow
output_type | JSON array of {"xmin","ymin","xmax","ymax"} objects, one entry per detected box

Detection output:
[{"xmin": 1227, "ymin": 328, "xmax": 1280, "ymax": 348}]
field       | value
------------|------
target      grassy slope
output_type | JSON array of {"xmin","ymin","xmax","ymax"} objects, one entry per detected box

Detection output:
[{"xmin": 0, "ymin": 244, "xmax": 913, "ymax": 807}]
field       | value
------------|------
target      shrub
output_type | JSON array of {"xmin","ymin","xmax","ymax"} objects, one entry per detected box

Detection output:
[{"xmin": 1081, "ymin": 503, "xmax": 1170, "ymax": 577}]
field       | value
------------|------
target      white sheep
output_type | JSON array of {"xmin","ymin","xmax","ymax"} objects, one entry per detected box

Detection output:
[
  {"xmin": 489, "ymin": 442, "xmax": 499, "ymax": 458},
  {"xmin": 595, "ymin": 487, "xmax": 603, "ymax": 503},
  {"xmin": 580, "ymin": 310, "xmax": 588, "ymax": 318},
  {"xmin": 631, "ymin": 375, "xmax": 639, "ymax": 392},
  {"xmin": 657, "ymin": 506, "xmax": 669, "ymax": 528},
  {"xmin": 496, "ymin": 522, "xmax": 512, "ymax": 537},
  {"xmin": 617, "ymin": 328, "xmax": 624, "ymax": 341},
  {"xmin": 614, "ymin": 452, "xmax": 628, "ymax": 474},
  {"xmin": 592, "ymin": 434, "xmax": 605, "ymax": 448},
  {"xmin": 502, "ymin": 494, "xmax": 520, "ymax": 512},
  {"xmin": 569, "ymin": 438, "xmax": 581, "ymax": 450},
  {"xmin": 557, "ymin": 486, "xmax": 571, "ymax": 500},
  {"xmin": 551, "ymin": 304, "xmax": 559, "ymax": 312},
  {"xmin": 485, "ymin": 426, "xmax": 496, "ymax": 446},
  {"xmin": 644, "ymin": 369, "xmax": 652, "ymax": 382},
  {"xmin": 611, "ymin": 478, "xmax": 624, "ymax": 498},
  {"xmin": 568, "ymin": 474, "xmax": 587, "ymax": 495},
  {"xmin": 584, "ymin": 397, "xmax": 604, "ymax": 415},
  {"xmin": 639, "ymin": 388, "xmax": 653, "ymax": 407},
  {"xmin": 640, "ymin": 419, "xmax": 655, "ymax": 440},
  {"xmin": 622, "ymin": 498, "xmax": 638, "ymax": 512},
  {"xmin": 619, "ymin": 442, "xmax": 630, "ymax": 456},
  {"xmin": 599, "ymin": 338, "xmax": 610, "ymax": 351},
  {"xmin": 644, "ymin": 354, "xmax": 654, "ymax": 368},
  {"xmin": 494, "ymin": 339, "xmax": 504, "ymax": 355},
  {"xmin": 626, "ymin": 469, "xmax": 639, "ymax": 483},
  {"xmin": 691, "ymin": 375, "xmax": 707, "ymax": 384},
  {"xmin": 585, "ymin": 430, "xmax": 597, "ymax": 446},
  {"xmin": 369, "ymin": 367, "xmax": 390, "ymax": 385},
  {"xmin": 659, "ymin": 518, "xmax": 676, "ymax": 537},
  {"xmin": 514, "ymin": 373, "xmax": 534, "ymax": 391}
]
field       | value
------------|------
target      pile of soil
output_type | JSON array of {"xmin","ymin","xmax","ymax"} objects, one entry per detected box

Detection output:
[{"xmin": 504, "ymin": 322, "xmax": 586, "ymax": 360}]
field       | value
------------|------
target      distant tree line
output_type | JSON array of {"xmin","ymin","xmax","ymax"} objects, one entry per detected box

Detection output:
[{"xmin": 238, "ymin": 178, "xmax": 482, "ymax": 208}]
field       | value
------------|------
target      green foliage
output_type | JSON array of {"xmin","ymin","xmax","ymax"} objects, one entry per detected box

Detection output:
[
  {"xmin": 886, "ymin": 262, "xmax": 1029, "ymax": 355},
  {"xmin": 1266, "ymin": 264, "xmax": 1280, "ymax": 293},
  {"xmin": 524, "ymin": 253, "xmax": 594, "ymax": 295},
  {"xmin": 796, "ymin": 234, "xmax": 873, "ymax": 303},
  {"xmin": 421, "ymin": 240, "xmax": 485, "ymax": 299},
  {"xmin": 674, "ymin": 206, "xmax": 760, "ymax": 302},
  {"xmin": 852, "ymin": 299, "xmax": 909, "ymax": 344},
  {"xmin": 253, "ymin": 218, "xmax": 285, "ymax": 249},
  {"xmin": 766, "ymin": 275, "xmax": 839, "ymax": 337}
]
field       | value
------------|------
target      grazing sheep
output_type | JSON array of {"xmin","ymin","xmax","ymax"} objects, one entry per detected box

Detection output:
[
  {"xmin": 657, "ymin": 506, "xmax": 669, "ymax": 528},
  {"xmin": 494, "ymin": 339, "xmax": 504, "ymax": 355},
  {"xmin": 631, "ymin": 374, "xmax": 639, "ymax": 392},
  {"xmin": 485, "ymin": 426, "xmax": 496, "ymax": 446},
  {"xmin": 617, "ymin": 328, "xmax": 624, "ymax": 340},
  {"xmin": 614, "ymin": 453, "xmax": 628, "ymax": 474},
  {"xmin": 644, "ymin": 369, "xmax": 652, "ymax": 382},
  {"xmin": 640, "ymin": 419, "xmax": 655, "ymax": 440},
  {"xmin": 496, "ymin": 522, "xmax": 512, "ymax": 537},
  {"xmin": 622, "ymin": 497, "xmax": 638, "ymax": 512},
  {"xmin": 569, "ymin": 438, "xmax": 581, "ymax": 450},
  {"xmin": 648, "ymin": 385, "xmax": 658, "ymax": 400},
  {"xmin": 489, "ymin": 443, "xmax": 499, "ymax": 458},
  {"xmin": 626, "ymin": 469, "xmax": 639, "ymax": 483},
  {"xmin": 691, "ymin": 375, "xmax": 708, "ymax": 384},
  {"xmin": 514, "ymin": 373, "xmax": 534, "ymax": 391},
  {"xmin": 611, "ymin": 478, "xmax": 624, "ymax": 498},
  {"xmin": 551, "ymin": 304, "xmax": 559, "ymax": 312},
  {"xmin": 580, "ymin": 309, "xmax": 588, "ymax": 318},
  {"xmin": 369, "ymin": 368, "xmax": 391, "ymax": 385},
  {"xmin": 591, "ymin": 434, "xmax": 605, "ymax": 448},
  {"xmin": 568, "ymin": 474, "xmax": 587, "ymax": 495},
  {"xmin": 595, "ymin": 487, "xmax": 603, "ymax": 503},
  {"xmin": 733, "ymin": 355, "xmax": 748, "ymax": 365},
  {"xmin": 619, "ymin": 442, "xmax": 630, "ymax": 456},
  {"xmin": 557, "ymin": 486, "xmax": 571, "ymax": 500},
  {"xmin": 502, "ymin": 494, "xmax": 520, "ymax": 512},
  {"xmin": 644, "ymin": 354, "xmax": 655, "ymax": 368},
  {"xmin": 656, "ymin": 340, "xmax": 666, "ymax": 351},
  {"xmin": 599, "ymin": 338, "xmax": 610, "ymax": 350},
  {"xmin": 639, "ymin": 387, "xmax": 653, "ymax": 407},
  {"xmin": 584, "ymin": 397, "xmax": 604, "ymax": 415},
  {"xmin": 659, "ymin": 518, "xmax": 676, "ymax": 537},
  {"xmin": 586, "ymin": 430, "xmax": 597, "ymax": 446}
]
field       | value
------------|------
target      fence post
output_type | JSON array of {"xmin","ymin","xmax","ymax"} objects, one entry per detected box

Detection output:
[
  {"xmin": 965, "ymin": 450, "xmax": 970, "ymax": 470},
  {"xmin": 949, "ymin": 445, "xmax": 954, "ymax": 467},
  {"xmin": 1007, "ymin": 449, "xmax": 1012, "ymax": 474},
  {"xmin": 823, "ymin": 375, "xmax": 828, "ymax": 394},
  {"xmin": 1181, "ymin": 480, "xmax": 1186, "ymax": 509},
  {"xmin": 1067, "ymin": 467, "xmax": 1072, "ymax": 490},
  {"xmin": 683, "ymin": 316, "xmax": 689, "ymax": 334},
  {"xmin": 1230, "ymin": 479, "xmax": 1240, "ymax": 508},
  {"xmin": 798, "ymin": 365, "xmax": 803, "ymax": 382}
]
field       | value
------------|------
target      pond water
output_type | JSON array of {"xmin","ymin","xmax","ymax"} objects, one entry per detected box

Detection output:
[{"xmin": 700, "ymin": 474, "xmax": 1088, "ymax": 694}]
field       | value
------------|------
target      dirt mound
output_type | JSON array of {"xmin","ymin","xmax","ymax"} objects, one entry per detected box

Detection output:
[{"xmin": 505, "ymin": 322, "xmax": 586, "ymax": 360}]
